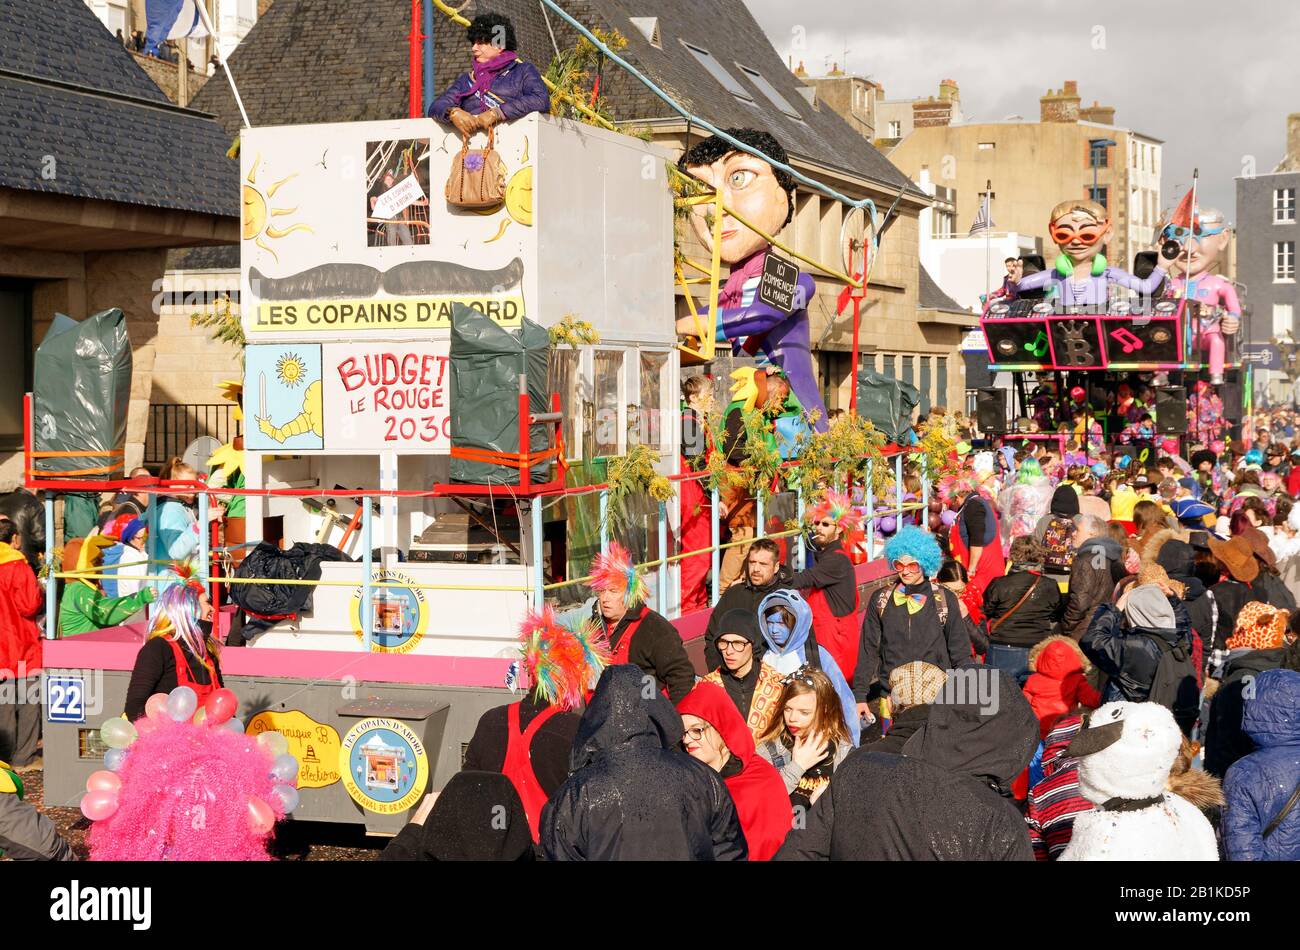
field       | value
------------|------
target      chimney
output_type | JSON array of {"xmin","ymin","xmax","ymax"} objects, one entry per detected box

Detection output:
[
  {"xmin": 1040, "ymin": 81, "xmax": 1081, "ymax": 123},
  {"xmin": 1289, "ymin": 113, "xmax": 1300, "ymax": 164},
  {"xmin": 793, "ymin": 59, "xmax": 807, "ymax": 77},
  {"xmin": 1079, "ymin": 99, "xmax": 1116, "ymax": 125},
  {"xmin": 939, "ymin": 78, "xmax": 959, "ymax": 102}
]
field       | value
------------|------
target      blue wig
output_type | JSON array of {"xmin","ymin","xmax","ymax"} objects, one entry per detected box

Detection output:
[{"xmin": 882, "ymin": 525, "xmax": 942, "ymax": 579}]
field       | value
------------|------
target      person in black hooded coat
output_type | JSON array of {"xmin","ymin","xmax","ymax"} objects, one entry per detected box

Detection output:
[
  {"xmin": 774, "ymin": 663, "xmax": 1039, "ymax": 860},
  {"xmin": 539, "ymin": 665, "xmax": 747, "ymax": 861},
  {"xmin": 379, "ymin": 771, "xmax": 534, "ymax": 861}
]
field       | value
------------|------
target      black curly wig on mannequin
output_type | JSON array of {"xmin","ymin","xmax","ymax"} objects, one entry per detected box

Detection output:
[
  {"xmin": 677, "ymin": 128, "xmax": 796, "ymax": 228},
  {"xmin": 467, "ymin": 12, "xmax": 518, "ymax": 52}
]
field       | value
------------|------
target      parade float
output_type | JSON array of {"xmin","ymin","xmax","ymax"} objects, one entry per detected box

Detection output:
[
  {"xmin": 978, "ymin": 179, "xmax": 1248, "ymax": 453},
  {"xmin": 31, "ymin": 99, "xmax": 916, "ymax": 832}
]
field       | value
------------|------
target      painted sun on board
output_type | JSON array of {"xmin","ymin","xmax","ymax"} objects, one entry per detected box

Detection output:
[
  {"xmin": 276, "ymin": 352, "xmax": 308, "ymax": 388},
  {"xmin": 243, "ymin": 154, "xmax": 313, "ymax": 261}
]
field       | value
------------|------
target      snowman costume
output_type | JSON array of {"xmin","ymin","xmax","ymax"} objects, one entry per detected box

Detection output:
[{"xmin": 1059, "ymin": 701, "xmax": 1218, "ymax": 861}]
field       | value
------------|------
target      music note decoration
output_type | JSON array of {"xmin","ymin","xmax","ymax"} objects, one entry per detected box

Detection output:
[
  {"xmin": 1024, "ymin": 330, "xmax": 1049, "ymax": 358},
  {"xmin": 1110, "ymin": 327, "xmax": 1144, "ymax": 354}
]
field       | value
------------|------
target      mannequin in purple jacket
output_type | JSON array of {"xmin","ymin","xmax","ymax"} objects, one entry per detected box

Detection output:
[
  {"xmin": 428, "ymin": 14, "xmax": 551, "ymax": 136},
  {"xmin": 674, "ymin": 130, "xmax": 830, "ymax": 432},
  {"xmin": 1015, "ymin": 199, "xmax": 1169, "ymax": 308}
]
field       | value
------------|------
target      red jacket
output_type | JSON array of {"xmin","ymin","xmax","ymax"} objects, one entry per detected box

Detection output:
[
  {"xmin": 0, "ymin": 546, "xmax": 43, "ymax": 677},
  {"xmin": 1021, "ymin": 637, "xmax": 1102, "ymax": 739},
  {"xmin": 678, "ymin": 682, "xmax": 791, "ymax": 860}
]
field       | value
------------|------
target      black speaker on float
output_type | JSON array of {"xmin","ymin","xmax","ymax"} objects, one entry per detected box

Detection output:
[
  {"xmin": 976, "ymin": 388, "xmax": 1007, "ymax": 433},
  {"xmin": 1221, "ymin": 369, "xmax": 1244, "ymax": 419},
  {"xmin": 1155, "ymin": 386, "xmax": 1187, "ymax": 434}
]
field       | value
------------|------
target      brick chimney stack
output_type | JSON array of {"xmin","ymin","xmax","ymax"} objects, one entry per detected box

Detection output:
[
  {"xmin": 1079, "ymin": 99, "xmax": 1116, "ymax": 125},
  {"xmin": 1040, "ymin": 80, "xmax": 1081, "ymax": 123},
  {"xmin": 1288, "ymin": 112, "xmax": 1300, "ymax": 165}
]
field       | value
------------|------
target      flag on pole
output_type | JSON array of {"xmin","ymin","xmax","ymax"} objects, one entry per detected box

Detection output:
[
  {"xmin": 144, "ymin": 0, "xmax": 209, "ymax": 57},
  {"xmin": 969, "ymin": 194, "xmax": 994, "ymax": 235},
  {"xmin": 1163, "ymin": 184, "xmax": 1202, "ymax": 240}
]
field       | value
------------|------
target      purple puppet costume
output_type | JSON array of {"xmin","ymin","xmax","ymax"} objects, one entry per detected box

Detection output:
[
  {"xmin": 1015, "ymin": 198, "xmax": 1167, "ymax": 310},
  {"xmin": 677, "ymin": 129, "xmax": 830, "ymax": 433},
  {"xmin": 714, "ymin": 251, "xmax": 826, "ymax": 432},
  {"xmin": 1015, "ymin": 260, "xmax": 1167, "ymax": 308}
]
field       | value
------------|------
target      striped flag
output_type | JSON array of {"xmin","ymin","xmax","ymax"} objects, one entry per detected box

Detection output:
[
  {"xmin": 968, "ymin": 194, "xmax": 994, "ymax": 234},
  {"xmin": 144, "ymin": 0, "xmax": 209, "ymax": 56}
]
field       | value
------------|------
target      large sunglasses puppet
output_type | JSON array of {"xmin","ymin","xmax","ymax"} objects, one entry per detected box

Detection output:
[
  {"xmin": 674, "ymin": 130, "xmax": 829, "ymax": 432},
  {"xmin": 1156, "ymin": 206, "xmax": 1239, "ymax": 384},
  {"xmin": 1015, "ymin": 198, "xmax": 1168, "ymax": 308}
]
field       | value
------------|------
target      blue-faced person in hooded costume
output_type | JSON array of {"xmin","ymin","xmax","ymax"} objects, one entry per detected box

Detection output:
[{"xmin": 756, "ymin": 589, "xmax": 859, "ymax": 746}]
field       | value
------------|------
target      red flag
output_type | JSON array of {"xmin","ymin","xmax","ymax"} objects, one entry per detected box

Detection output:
[{"xmin": 1167, "ymin": 185, "xmax": 1200, "ymax": 235}]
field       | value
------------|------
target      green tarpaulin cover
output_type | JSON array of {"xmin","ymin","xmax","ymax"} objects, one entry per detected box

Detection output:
[
  {"xmin": 33, "ymin": 309, "xmax": 132, "ymax": 478},
  {"xmin": 449, "ymin": 304, "xmax": 551, "ymax": 485}
]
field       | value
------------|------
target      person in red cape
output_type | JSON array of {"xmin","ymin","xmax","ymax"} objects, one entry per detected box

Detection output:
[
  {"xmin": 589, "ymin": 541, "xmax": 695, "ymax": 703},
  {"xmin": 678, "ymin": 681, "xmax": 791, "ymax": 860},
  {"xmin": 463, "ymin": 606, "xmax": 611, "ymax": 842},
  {"xmin": 941, "ymin": 474, "xmax": 1005, "ymax": 602},
  {"xmin": 123, "ymin": 563, "xmax": 223, "ymax": 722},
  {"xmin": 788, "ymin": 490, "xmax": 862, "ymax": 678}
]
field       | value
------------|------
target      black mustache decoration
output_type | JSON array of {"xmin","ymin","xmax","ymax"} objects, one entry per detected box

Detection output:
[{"xmin": 249, "ymin": 258, "xmax": 526, "ymax": 300}]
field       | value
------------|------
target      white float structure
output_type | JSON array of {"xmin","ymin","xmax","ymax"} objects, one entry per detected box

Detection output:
[{"xmin": 238, "ymin": 113, "xmax": 678, "ymax": 657}]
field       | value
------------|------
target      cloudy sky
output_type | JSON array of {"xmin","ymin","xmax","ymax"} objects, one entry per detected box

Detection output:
[{"xmin": 747, "ymin": 0, "xmax": 1300, "ymax": 215}]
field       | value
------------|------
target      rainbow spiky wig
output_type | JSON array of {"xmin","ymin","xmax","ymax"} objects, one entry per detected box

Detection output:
[
  {"xmin": 518, "ymin": 607, "xmax": 612, "ymax": 711},
  {"xmin": 589, "ymin": 541, "xmax": 648, "ymax": 608},
  {"xmin": 937, "ymin": 473, "xmax": 983, "ymax": 506},
  {"xmin": 808, "ymin": 490, "xmax": 864, "ymax": 545},
  {"xmin": 882, "ymin": 525, "xmax": 942, "ymax": 579}
]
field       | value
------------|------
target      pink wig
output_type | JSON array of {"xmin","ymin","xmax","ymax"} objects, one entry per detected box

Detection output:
[
  {"xmin": 589, "ymin": 541, "xmax": 648, "ymax": 607},
  {"xmin": 88, "ymin": 717, "xmax": 283, "ymax": 861}
]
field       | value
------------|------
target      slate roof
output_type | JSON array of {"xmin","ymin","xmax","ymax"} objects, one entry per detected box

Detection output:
[
  {"xmin": 918, "ymin": 263, "xmax": 969, "ymax": 314},
  {"xmin": 191, "ymin": 0, "xmax": 918, "ymax": 196},
  {"xmin": 0, "ymin": 0, "xmax": 238, "ymax": 218}
]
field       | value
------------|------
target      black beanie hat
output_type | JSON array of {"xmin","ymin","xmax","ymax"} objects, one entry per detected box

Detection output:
[
  {"xmin": 717, "ymin": 608, "xmax": 763, "ymax": 647},
  {"xmin": 1156, "ymin": 538, "xmax": 1195, "ymax": 579},
  {"xmin": 1050, "ymin": 485, "xmax": 1080, "ymax": 518}
]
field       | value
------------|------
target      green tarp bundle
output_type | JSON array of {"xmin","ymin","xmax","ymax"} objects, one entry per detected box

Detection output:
[
  {"xmin": 449, "ymin": 304, "xmax": 552, "ymax": 485},
  {"xmin": 856, "ymin": 368, "xmax": 920, "ymax": 444},
  {"xmin": 33, "ymin": 309, "xmax": 132, "ymax": 478}
]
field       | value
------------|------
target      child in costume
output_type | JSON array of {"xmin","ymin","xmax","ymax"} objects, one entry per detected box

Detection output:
[{"xmin": 58, "ymin": 534, "xmax": 155, "ymax": 636}]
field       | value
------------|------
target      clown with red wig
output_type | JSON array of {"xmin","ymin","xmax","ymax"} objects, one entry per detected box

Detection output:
[
  {"xmin": 787, "ymin": 490, "xmax": 863, "ymax": 679},
  {"xmin": 588, "ymin": 541, "xmax": 696, "ymax": 703}
]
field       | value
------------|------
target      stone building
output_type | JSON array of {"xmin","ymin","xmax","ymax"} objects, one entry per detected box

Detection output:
[
  {"xmin": 1236, "ymin": 114, "xmax": 1300, "ymax": 402},
  {"xmin": 0, "ymin": 0, "xmax": 238, "ymax": 490},
  {"xmin": 884, "ymin": 80, "xmax": 1162, "ymax": 274}
]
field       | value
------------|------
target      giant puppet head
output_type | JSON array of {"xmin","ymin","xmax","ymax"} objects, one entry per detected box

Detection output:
[
  {"xmin": 677, "ymin": 129, "xmax": 796, "ymax": 265},
  {"xmin": 1048, "ymin": 198, "xmax": 1112, "ymax": 273},
  {"xmin": 1157, "ymin": 206, "xmax": 1231, "ymax": 281}
]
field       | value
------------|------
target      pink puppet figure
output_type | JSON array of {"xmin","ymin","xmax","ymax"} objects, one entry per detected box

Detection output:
[{"xmin": 1159, "ymin": 206, "xmax": 1239, "ymax": 384}]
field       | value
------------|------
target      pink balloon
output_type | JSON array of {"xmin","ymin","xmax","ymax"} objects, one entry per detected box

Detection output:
[
  {"xmin": 144, "ymin": 693, "xmax": 169, "ymax": 721},
  {"xmin": 134, "ymin": 717, "xmax": 159, "ymax": 737},
  {"xmin": 85, "ymin": 770, "xmax": 121, "ymax": 794},
  {"xmin": 80, "ymin": 789, "xmax": 119, "ymax": 822},
  {"xmin": 247, "ymin": 795, "xmax": 276, "ymax": 835},
  {"xmin": 203, "ymin": 688, "xmax": 238, "ymax": 726}
]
